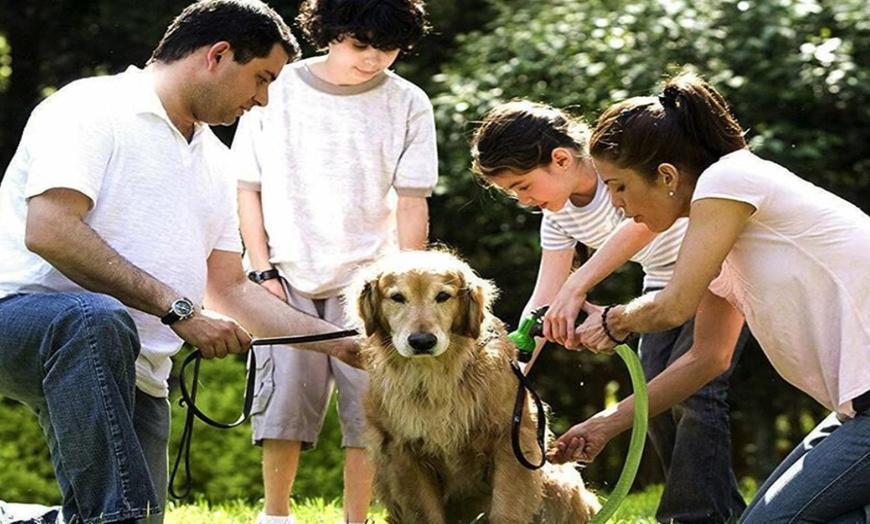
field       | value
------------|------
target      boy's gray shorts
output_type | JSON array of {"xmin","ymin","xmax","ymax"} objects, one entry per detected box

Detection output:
[{"xmin": 250, "ymin": 285, "xmax": 368, "ymax": 449}]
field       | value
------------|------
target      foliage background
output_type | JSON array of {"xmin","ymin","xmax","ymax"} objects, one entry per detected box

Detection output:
[{"xmin": 1, "ymin": 0, "xmax": 868, "ymax": 507}]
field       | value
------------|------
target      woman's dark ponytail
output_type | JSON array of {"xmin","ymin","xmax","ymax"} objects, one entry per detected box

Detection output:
[{"xmin": 591, "ymin": 70, "xmax": 747, "ymax": 183}]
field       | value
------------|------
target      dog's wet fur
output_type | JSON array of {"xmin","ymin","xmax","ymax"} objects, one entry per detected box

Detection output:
[{"xmin": 345, "ymin": 249, "xmax": 600, "ymax": 524}]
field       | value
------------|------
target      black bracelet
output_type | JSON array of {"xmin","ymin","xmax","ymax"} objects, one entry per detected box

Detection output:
[
  {"xmin": 247, "ymin": 268, "xmax": 280, "ymax": 284},
  {"xmin": 601, "ymin": 305, "xmax": 629, "ymax": 344}
]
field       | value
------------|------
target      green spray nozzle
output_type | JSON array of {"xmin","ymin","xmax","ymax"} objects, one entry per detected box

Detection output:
[
  {"xmin": 507, "ymin": 306, "xmax": 548, "ymax": 363},
  {"xmin": 507, "ymin": 306, "xmax": 589, "ymax": 363},
  {"xmin": 507, "ymin": 315, "xmax": 541, "ymax": 360}
]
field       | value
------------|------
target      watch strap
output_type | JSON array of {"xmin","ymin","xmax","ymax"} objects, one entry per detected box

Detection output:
[{"xmin": 248, "ymin": 268, "xmax": 281, "ymax": 284}]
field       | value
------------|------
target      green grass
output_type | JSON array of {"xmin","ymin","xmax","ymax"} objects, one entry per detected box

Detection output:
[{"xmin": 166, "ymin": 481, "xmax": 751, "ymax": 523}]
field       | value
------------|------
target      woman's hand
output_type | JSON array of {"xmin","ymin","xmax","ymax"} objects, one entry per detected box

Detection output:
[
  {"xmin": 576, "ymin": 304, "xmax": 618, "ymax": 353},
  {"xmin": 547, "ymin": 412, "xmax": 617, "ymax": 464}
]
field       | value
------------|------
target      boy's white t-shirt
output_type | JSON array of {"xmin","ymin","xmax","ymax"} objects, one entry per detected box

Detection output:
[
  {"xmin": 0, "ymin": 67, "xmax": 242, "ymax": 397},
  {"xmin": 696, "ymin": 149, "xmax": 870, "ymax": 416},
  {"xmin": 232, "ymin": 58, "xmax": 438, "ymax": 297},
  {"xmin": 541, "ymin": 180, "xmax": 688, "ymax": 289}
]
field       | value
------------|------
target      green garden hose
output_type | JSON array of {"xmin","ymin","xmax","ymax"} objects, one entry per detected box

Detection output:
[
  {"xmin": 508, "ymin": 307, "xmax": 650, "ymax": 523},
  {"xmin": 590, "ymin": 344, "xmax": 649, "ymax": 523}
]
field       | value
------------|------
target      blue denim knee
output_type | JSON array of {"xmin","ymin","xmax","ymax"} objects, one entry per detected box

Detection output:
[
  {"xmin": 0, "ymin": 292, "xmax": 163, "ymax": 523},
  {"xmin": 741, "ymin": 411, "xmax": 870, "ymax": 524}
]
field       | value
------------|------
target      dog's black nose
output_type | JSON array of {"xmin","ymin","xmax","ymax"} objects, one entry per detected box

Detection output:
[{"xmin": 407, "ymin": 332, "xmax": 437, "ymax": 353}]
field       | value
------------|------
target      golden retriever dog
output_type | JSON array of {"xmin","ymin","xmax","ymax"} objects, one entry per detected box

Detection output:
[{"xmin": 345, "ymin": 249, "xmax": 600, "ymax": 524}]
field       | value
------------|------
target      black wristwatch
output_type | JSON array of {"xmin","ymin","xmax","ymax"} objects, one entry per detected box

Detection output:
[
  {"xmin": 247, "ymin": 268, "xmax": 280, "ymax": 284},
  {"xmin": 160, "ymin": 297, "xmax": 195, "ymax": 325}
]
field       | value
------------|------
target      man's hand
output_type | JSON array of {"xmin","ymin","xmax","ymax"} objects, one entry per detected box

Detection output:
[
  {"xmin": 171, "ymin": 308, "xmax": 252, "ymax": 359},
  {"xmin": 330, "ymin": 336, "xmax": 365, "ymax": 369}
]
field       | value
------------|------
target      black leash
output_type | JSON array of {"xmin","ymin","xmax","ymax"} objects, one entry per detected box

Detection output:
[
  {"xmin": 509, "ymin": 359, "xmax": 548, "ymax": 470},
  {"xmin": 169, "ymin": 329, "xmax": 358, "ymax": 499},
  {"xmin": 169, "ymin": 329, "xmax": 547, "ymax": 498}
]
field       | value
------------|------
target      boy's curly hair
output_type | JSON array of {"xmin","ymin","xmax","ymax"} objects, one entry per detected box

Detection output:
[{"xmin": 297, "ymin": 0, "xmax": 430, "ymax": 53}]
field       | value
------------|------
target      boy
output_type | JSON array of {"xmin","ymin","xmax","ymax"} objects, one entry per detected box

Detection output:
[{"xmin": 231, "ymin": 1, "xmax": 437, "ymax": 523}]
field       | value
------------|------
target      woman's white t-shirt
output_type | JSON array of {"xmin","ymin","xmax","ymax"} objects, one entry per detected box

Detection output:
[{"xmin": 695, "ymin": 149, "xmax": 870, "ymax": 416}]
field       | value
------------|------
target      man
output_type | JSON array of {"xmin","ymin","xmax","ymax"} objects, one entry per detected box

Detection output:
[{"xmin": 0, "ymin": 2, "xmax": 359, "ymax": 523}]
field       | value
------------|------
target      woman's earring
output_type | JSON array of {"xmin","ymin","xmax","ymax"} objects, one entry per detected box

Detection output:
[{"xmin": 668, "ymin": 191, "xmax": 675, "ymax": 197}]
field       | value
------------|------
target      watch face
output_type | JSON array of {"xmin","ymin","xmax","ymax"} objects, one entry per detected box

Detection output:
[
  {"xmin": 161, "ymin": 298, "xmax": 194, "ymax": 325},
  {"xmin": 173, "ymin": 298, "xmax": 194, "ymax": 317}
]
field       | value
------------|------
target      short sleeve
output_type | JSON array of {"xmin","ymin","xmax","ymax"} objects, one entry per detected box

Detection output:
[
  {"xmin": 206, "ymin": 140, "xmax": 243, "ymax": 254},
  {"xmin": 25, "ymin": 88, "xmax": 115, "ymax": 208},
  {"xmin": 393, "ymin": 90, "xmax": 438, "ymax": 196},
  {"xmin": 540, "ymin": 215, "xmax": 577, "ymax": 251},
  {"xmin": 231, "ymin": 109, "xmax": 264, "ymax": 191},
  {"xmin": 693, "ymin": 152, "xmax": 767, "ymax": 212}
]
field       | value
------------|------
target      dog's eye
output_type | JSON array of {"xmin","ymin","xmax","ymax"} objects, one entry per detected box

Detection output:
[
  {"xmin": 435, "ymin": 291, "xmax": 452, "ymax": 303},
  {"xmin": 390, "ymin": 293, "xmax": 407, "ymax": 304}
]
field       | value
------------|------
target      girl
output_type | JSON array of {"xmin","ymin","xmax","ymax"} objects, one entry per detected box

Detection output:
[{"xmin": 471, "ymin": 100, "xmax": 748, "ymax": 523}]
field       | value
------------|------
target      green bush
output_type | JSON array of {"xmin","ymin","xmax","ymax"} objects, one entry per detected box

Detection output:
[{"xmin": 0, "ymin": 398, "xmax": 58, "ymax": 504}]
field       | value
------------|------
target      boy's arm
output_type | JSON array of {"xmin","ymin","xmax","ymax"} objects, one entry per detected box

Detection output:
[
  {"xmin": 237, "ymin": 187, "xmax": 285, "ymax": 299},
  {"xmin": 396, "ymin": 195, "xmax": 429, "ymax": 250}
]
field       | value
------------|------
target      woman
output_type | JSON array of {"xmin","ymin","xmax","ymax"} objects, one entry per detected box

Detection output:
[
  {"xmin": 470, "ymin": 100, "xmax": 747, "ymax": 522},
  {"xmin": 549, "ymin": 71, "xmax": 870, "ymax": 523}
]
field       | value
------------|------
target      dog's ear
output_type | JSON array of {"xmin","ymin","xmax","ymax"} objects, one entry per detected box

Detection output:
[
  {"xmin": 358, "ymin": 280, "xmax": 384, "ymax": 336},
  {"xmin": 453, "ymin": 283, "xmax": 486, "ymax": 340}
]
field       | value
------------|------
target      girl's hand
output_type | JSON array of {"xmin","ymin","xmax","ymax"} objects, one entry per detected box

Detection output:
[{"xmin": 543, "ymin": 282, "xmax": 588, "ymax": 348}]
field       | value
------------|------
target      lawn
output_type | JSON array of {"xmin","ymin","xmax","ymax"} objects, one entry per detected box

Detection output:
[{"xmin": 165, "ymin": 481, "xmax": 758, "ymax": 523}]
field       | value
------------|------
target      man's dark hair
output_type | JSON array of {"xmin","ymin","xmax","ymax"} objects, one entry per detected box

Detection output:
[
  {"xmin": 149, "ymin": 0, "xmax": 300, "ymax": 65},
  {"xmin": 297, "ymin": 0, "xmax": 430, "ymax": 53}
]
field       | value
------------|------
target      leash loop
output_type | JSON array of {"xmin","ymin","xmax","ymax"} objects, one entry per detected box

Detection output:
[
  {"xmin": 509, "ymin": 360, "xmax": 547, "ymax": 470},
  {"xmin": 169, "ymin": 328, "xmax": 358, "ymax": 499}
]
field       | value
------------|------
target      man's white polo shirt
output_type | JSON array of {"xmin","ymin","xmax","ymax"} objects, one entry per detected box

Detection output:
[{"xmin": 0, "ymin": 66, "xmax": 242, "ymax": 397}]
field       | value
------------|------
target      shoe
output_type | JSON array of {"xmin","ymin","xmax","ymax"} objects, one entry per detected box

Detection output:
[
  {"xmin": 256, "ymin": 513, "xmax": 295, "ymax": 524},
  {"xmin": 0, "ymin": 501, "xmax": 63, "ymax": 524}
]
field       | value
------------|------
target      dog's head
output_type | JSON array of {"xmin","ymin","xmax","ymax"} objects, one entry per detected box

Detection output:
[{"xmin": 345, "ymin": 249, "xmax": 498, "ymax": 358}]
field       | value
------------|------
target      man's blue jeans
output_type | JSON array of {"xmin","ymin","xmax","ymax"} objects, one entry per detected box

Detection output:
[
  {"xmin": 0, "ymin": 292, "xmax": 168, "ymax": 524},
  {"xmin": 640, "ymin": 316, "xmax": 749, "ymax": 523},
  {"xmin": 741, "ymin": 410, "xmax": 870, "ymax": 524}
]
